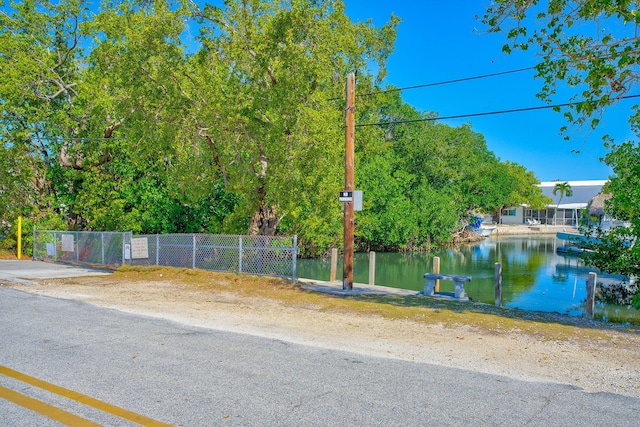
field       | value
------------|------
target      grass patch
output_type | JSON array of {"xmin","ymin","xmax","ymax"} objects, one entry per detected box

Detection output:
[
  {"xmin": 0, "ymin": 250, "xmax": 18, "ymax": 260},
  {"xmin": 112, "ymin": 266, "xmax": 638, "ymax": 341}
]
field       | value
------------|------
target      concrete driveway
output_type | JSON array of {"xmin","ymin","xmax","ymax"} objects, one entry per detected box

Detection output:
[{"xmin": 0, "ymin": 260, "xmax": 113, "ymax": 284}]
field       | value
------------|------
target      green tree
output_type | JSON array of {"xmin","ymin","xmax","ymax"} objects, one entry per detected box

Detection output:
[
  {"xmin": 354, "ymin": 88, "xmax": 544, "ymax": 250},
  {"xmin": 0, "ymin": 0, "xmax": 226, "ymax": 235},
  {"xmin": 581, "ymin": 142, "xmax": 640, "ymax": 280},
  {"xmin": 1, "ymin": 0, "xmax": 553, "ymax": 258},
  {"xmin": 482, "ymin": 0, "xmax": 640, "ymax": 131},
  {"xmin": 552, "ymin": 181, "xmax": 572, "ymax": 225},
  {"xmin": 74, "ymin": 0, "xmax": 212, "ymax": 232},
  {"xmin": 482, "ymin": 1, "xmax": 640, "ymax": 283},
  {"xmin": 354, "ymin": 90, "xmax": 462, "ymax": 250},
  {"xmin": 0, "ymin": 0, "xmax": 91, "ymax": 223},
  {"xmin": 490, "ymin": 162, "xmax": 551, "ymax": 223},
  {"xmin": 0, "ymin": 144, "xmax": 34, "ymax": 232},
  {"xmin": 184, "ymin": 0, "xmax": 399, "ymax": 238}
]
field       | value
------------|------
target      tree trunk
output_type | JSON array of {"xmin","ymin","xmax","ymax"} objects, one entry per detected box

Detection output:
[
  {"xmin": 249, "ymin": 204, "xmax": 279, "ymax": 236},
  {"xmin": 492, "ymin": 208, "xmax": 501, "ymax": 224}
]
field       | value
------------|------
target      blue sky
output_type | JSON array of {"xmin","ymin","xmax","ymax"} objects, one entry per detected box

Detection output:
[{"xmin": 343, "ymin": 0, "xmax": 637, "ymax": 181}]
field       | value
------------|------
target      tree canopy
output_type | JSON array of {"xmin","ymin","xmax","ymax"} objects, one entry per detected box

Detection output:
[
  {"xmin": 1, "ymin": 0, "xmax": 547, "ymax": 256},
  {"xmin": 483, "ymin": 1, "xmax": 640, "ymax": 280},
  {"xmin": 482, "ymin": 0, "xmax": 640, "ymax": 132}
]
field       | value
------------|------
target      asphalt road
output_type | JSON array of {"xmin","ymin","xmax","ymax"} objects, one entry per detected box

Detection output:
[{"xmin": 1, "ymin": 286, "xmax": 639, "ymax": 426}]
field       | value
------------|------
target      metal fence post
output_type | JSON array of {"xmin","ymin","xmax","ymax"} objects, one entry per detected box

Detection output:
[
  {"xmin": 54, "ymin": 232, "xmax": 58, "ymax": 261},
  {"xmin": 32, "ymin": 226, "xmax": 36, "ymax": 260},
  {"xmin": 155, "ymin": 234, "xmax": 160, "ymax": 266},
  {"xmin": 101, "ymin": 232, "xmax": 105, "ymax": 265},
  {"xmin": 123, "ymin": 232, "xmax": 131, "ymax": 266},
  {"xmin": 192, "ymin": 234, "xmax": 196, "ymax": 269},
  {"xmin": 238, "ymin": 236, "xmax": 243, "ymax": 274},
  {"xmin": 292, "ymin": 235, "xmax": 298, "ymax": 281},
  {"xmin": 75, "ymin": 231, "xmax": 79, "ymax": 263}
]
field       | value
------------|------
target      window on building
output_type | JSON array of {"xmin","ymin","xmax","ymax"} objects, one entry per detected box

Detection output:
[{"xmin": 502, "ymin": 209, "xmax": 516, "ymax": 216}]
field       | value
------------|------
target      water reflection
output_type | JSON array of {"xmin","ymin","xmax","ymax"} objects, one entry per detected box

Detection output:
[{"xmin": 296, "ymin": 235, "xmax": 639, "ymax": 324}]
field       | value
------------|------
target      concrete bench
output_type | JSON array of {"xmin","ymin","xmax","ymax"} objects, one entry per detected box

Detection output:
[{"xmin": 423, "ymin": 273, "xmax": 471, "ymax": 301}]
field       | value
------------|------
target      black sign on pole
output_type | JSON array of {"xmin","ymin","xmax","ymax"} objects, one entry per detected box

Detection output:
[{"xmin": 339, "ymin": 191, "xmax": 353, "ymax": 202}]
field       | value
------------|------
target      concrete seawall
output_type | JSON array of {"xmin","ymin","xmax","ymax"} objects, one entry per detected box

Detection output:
[{"xmin": 494, "ymin": 224, "xmax": 579, "ymax": 235}]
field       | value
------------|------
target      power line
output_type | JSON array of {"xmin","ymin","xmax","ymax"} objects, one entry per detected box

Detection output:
[
  {"xmin": 328, "ymin": 67, "xmax": 536, "ymax": 101},
  {"xmin": 355, "ymin": 94, "xmax": 640, "ymax": 127},
  {"xmin": 357, "ymin": 67, "xmax": 536, "ymax": 97},
  {"xmin": 39, "ymin": 137, "xmax": 126, "ymax": 140}
]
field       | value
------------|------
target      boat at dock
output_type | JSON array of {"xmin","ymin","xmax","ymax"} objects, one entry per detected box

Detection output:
[
  {"xmin": 469, "ymin": 217, "xmax": 497, "ymax": 237},
  {"xmin": 556, "ymin": 245, "xmax": 585, "ymax": 255},
  {"xmin": 556, "ymin": 232, "xmax": 600, "ymax": 246},
  {"xmin": 555, "ymin": 231, "xmax": 599, "ymax": 256},
  {"xmin": 475, "ymin": 224, "xmax": 497, "ymax": 237}
]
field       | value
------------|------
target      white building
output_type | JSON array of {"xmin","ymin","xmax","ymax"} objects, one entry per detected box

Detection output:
[{"xmin": 500, "ymin": 180, "xmax": 608, "ymax": 225}]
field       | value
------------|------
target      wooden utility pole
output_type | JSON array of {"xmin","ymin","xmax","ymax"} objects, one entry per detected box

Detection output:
[{"xmin": 343, "ymin": 73, "xmax": 355, "ymax": 290}]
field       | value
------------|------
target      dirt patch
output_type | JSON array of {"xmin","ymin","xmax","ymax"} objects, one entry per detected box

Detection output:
[{"xmin": 3, "ymin": 271, "xmax": 640, "ymax": 398}]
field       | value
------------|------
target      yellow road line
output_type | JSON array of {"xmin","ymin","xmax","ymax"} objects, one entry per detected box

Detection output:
[
  {"xmin": 0, "ymin": 384, "xmax": 101, "ymax": 426},
  {"xmin": 0, "ymin": 365, "xmax": 174, "ymax": 427}
]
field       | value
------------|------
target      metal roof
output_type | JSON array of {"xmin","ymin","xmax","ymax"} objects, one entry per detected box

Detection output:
[{"xmin": 537, "ymin": 180, "xmax": 606, "ymax": 207}]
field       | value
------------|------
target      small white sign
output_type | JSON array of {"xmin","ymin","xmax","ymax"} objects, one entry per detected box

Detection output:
[
  {"xmin": 131, "ymin": 237, "xmax": 149, "ymax": 259},
  {"xmin": 353, "ymin": 190, "xmax": 363, "ymax": 211},
  {"xmin": 124, "ymin": 244, "xmax": 131, "ymax": 260},
  {"xmin": 61, "ymin": 234, "xmax": 74, "ymax": 252},
  {"xmin": 46, "ymin": 243, "xmax": 56, "ymax": 257}
]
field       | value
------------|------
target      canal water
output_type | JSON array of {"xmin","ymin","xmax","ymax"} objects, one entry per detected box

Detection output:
[{"xmin": 297, "ymin": 235, "xmax": 640, "ymax": 324}]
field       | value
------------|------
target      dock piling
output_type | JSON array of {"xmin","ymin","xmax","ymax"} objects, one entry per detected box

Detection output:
[
  {"xmin": 433, "ymin": 256, "xmax": 440, "ymax": 292},
  {"xmin": 495, "ymin": 262, "xmax": 502, "ymax": 307},
  {"xmin": 369, "ymin": 251, "xmax": 376, "ymax": 286},
  {"xmin": 330, "ymin": 248, "xmax": 338, "ymax": 282},
  {"xmin": 586, "ymin": 272, "xmax": 597, "ymax": 319}
]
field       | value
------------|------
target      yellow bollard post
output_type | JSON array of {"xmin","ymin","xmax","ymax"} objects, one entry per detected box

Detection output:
[{"xmin": 17, "ymin": 216, "xmax": 22, "ymax": 260}]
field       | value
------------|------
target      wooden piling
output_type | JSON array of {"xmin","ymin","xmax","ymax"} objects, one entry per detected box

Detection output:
[
  {"xmin": 433, "ymin": 256, "xmax": 440, "ymax": 292},
  {"xmin": 330, "ymin": 248, "xmax": 338, "ymax": 282},
  {"xmin": 495, "ymin": 262, "xmax": 502, "ymax": 307},
  {"xmin": 369, "ymin": 251, "xmax": 376, "ymax": 286},
  {"xmin": 586, "ymin": 272, "xmax": 597, "ymax": 319}
]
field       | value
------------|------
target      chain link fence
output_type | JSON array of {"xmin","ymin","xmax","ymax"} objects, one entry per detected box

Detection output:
[
  {"xmin": 33, "ymin": 230, "xmax": 298, "ymax": 279},
  {"xmin": 33, "ymin": 230, "xmax": 131, "ymax": 267},
  {"xmin": 129, "ymin": 234, "xmax": 298, "ymax": 279}
]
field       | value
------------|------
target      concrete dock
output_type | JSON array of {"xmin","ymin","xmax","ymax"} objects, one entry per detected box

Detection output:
[
  {"xmin": 493, "ymin": 224, "xmax": 578, "ymax": 235},
  {"xmin": 299, "ymin": 278, "xmax": 418, "ymax": 297}
]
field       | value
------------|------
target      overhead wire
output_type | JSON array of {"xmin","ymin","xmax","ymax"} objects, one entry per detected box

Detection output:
[
  {"xmin": 355, "ymin": 94, "xmax": 640, "ymax": 127},
  {"xmin": 328, "ymin": 66, "xmax": 536, "ymax": 101},
  {"xmin": 357, "ymin": 67, "xmax": 536, "ymax": 98},
  {"xmin": 40, "ymin": 137, "xmax": 126, "ymax": 140}
]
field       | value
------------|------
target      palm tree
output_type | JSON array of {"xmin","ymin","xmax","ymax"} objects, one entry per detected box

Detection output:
[{"xmin": 552, "ymin": 182, "xmax": 573, "ymax": 225}]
